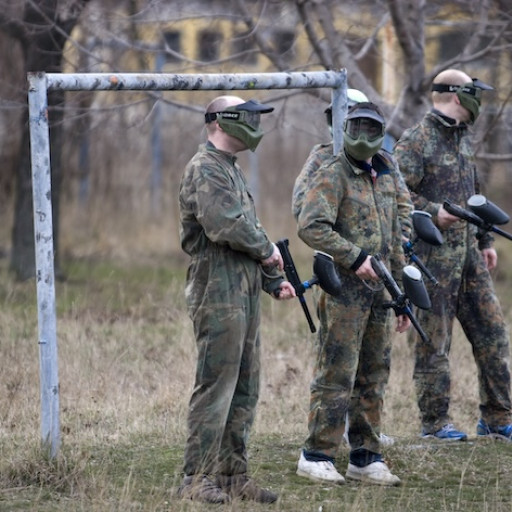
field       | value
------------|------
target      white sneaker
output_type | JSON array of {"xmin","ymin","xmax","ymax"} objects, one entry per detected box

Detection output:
[
  {"xmin": 346, "ymin": 461, "xmax": 401, "ymax": 486},
  {"xmin": 296, "ymin": 452, "xmax": 345, "ymax": 484},
  {"xmin": 379, "ymin": 433, "xmax": 395, "ymax": 446}
]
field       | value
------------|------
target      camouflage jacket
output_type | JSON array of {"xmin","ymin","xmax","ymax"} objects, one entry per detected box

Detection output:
[
  {"xmin": 179, "ymin": 142, "xmax": 283, "ymax": 293},
  {"xmin": 292, "ymin": 142, "xmax": 413, "ymax": 240},
  {"xmin": 394, "ymin": 109, "xmax": 493, "ymax": 250},
  {"xmin": 297, "ymin": 149, "xmax": 406, "ymax": 276}
]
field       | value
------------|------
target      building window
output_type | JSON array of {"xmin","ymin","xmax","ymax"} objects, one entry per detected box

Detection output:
[
  {"xmin": 437, "ymin": 30, "xmax": 467, "ymax": 61},
  {"xmin": 231, "ymin": 32, "xmax": 258, "ymax": 65},
  {"xmin": 198, "ymin": 30, "xmax": 222, "ymax": 62},
  {"xmin": 273, "ymin": 29, "xmax": 295, "ymax": 57},
  {"xmin": 346, "ymin": 38, "xmax": 378, "ymax": 86},
  {"xmin": 438, "ymin": 30, "xmax": 493, "ymax": 73},
  {"xmin": 163, "ymin": 30, "xmax": 181, "ymax": 63}
]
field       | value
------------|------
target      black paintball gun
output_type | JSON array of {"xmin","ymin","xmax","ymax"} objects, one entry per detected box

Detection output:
[
  {"xmin": 276, "ymin": 238, "xmax": 342, "ymax": 333},
  {"xmin": 443, "ymin": 195, "xmax": 512, "ymax": 241},
  {"xmin": 370, "ymin": 254, "xmax": 431, "ymax": 343},
  {"xmin": 402, "ymin": 211, "xmax": 444, "ymax": 285}
]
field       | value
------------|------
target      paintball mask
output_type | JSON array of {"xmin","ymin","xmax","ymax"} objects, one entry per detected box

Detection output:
[
  {"xmin": 431, "ymin": 78, "xmax": 494, "ymax": 123},
  {"xmin": 343, "ymin": 102, "xmax": 385, "ymax": 161},
  {"xmin": 204, "ymin": 99, "xmax": 274, "ymax": 151}
]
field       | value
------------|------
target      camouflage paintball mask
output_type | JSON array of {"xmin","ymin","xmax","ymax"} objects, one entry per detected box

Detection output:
[{"xmin": 204, "ymin": 99, "xmax": 274, "ymax": 151}]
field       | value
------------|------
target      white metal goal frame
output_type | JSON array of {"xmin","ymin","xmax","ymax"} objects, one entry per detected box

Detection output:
[{"xmin": 27, "ymin": 69, "xmax": 348, "ymax": 458}]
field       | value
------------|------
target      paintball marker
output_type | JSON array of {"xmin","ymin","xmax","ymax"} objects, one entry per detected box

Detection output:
[
  {"xmin": 276, "ymin": 238, "xmax": 342, "ymax": 333},
  {"xmin": 443, "ymin": 195, "xmax": 512, "ymax": 241},
  {"xmin": 402, "ymin": 211, "xmax": 444, "ymax": 285},
  {"xmin": 370, "ymin": 254, "xmax": 431, "ymax": 343}
]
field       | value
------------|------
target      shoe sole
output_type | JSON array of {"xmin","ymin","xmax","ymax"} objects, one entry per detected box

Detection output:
[
  {"xmin": 421, "ymin": 434, "xmax": 467, "ymax": 442},
  {"xmin": 345, "ymin": 471, "xmax": 401, "ymax": 486},
  {"xmin": 296, "ymin": 468, "xmax": 345, "ymax": 485}
]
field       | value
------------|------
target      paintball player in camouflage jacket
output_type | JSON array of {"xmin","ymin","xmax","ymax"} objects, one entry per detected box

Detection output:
[
  {"xmin": 292, "ymin": 89, "xmax": 413, "ymax": 242},
  {"xmin": 295, "ymin": 102, "xmax": 411, "ymax": 486},
  {"xmin": 394, "ymin": 69, "xmax": 512, "ymax": 442},
  {"xmin": 292, "ymin": 90, "xmax": 413, "ymax": 451},
  {"xmin": 177, "ymin": 95, "xmax": 295, "ymax": 504}
]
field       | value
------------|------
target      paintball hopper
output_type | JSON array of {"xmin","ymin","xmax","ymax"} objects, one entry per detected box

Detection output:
[
  {"xmin": 313, "ymin": 251, "xmax": 343, "ymax": 297},
  {"xmin": 402, "ymin": 265, "xmax": 431, "ymax": 310},
  {"xmin": 371, "ymin": 253, "xmax": 431, "ymax": 343},
  {"xmin": 467, "ymin": 195, "xmax": 510, "ymax": 225},
  {"xmin": 412, "ymin": 211, "xmax": 443, "ymax": 246},
  {"xmin": 404, "ymin": 211, "xmax": 443, "ymax": 285}
]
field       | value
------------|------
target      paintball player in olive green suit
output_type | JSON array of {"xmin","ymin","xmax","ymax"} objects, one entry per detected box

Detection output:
[
  {"xmin": 177, "ymin": 95, "xmax": 295, "ymax": 504},
  {"xmin": 394, "ymin": 69, "xmax": 512, "ymax": 442},
  {"xmin": 295, "ymin": 102, "xmax": 411, "ymax": 486}
]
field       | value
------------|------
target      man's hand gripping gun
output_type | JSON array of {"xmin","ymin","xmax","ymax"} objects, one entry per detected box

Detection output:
[
  {"xmin": 443, "ymin": 195, "xmax": 512, "ymax": 241},
  {"xmin": 276, "ymin": 238, "xmax": 342, "ymax": 333},
  {"xmin": 370, "ymin": 254, "xmax": 431, "ymax": 343}
]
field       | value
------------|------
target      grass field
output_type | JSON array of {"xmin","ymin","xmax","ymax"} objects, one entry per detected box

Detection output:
[{"xmin": 1, "ymin": 240, "xmax": 512, "ymax": 511}]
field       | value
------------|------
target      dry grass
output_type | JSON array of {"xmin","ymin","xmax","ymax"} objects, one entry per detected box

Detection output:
[{"xmin": 1, "ymin": 228, "xmax": 512, "ymax": 510}]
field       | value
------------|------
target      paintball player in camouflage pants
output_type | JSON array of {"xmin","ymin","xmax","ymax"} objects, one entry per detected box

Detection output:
[
  {"xmin": 295, "ymin": 102, "xmax": 411, "ymax": 486},
  {"xmin": 293, "ymin": 89, "xmax": 413, "ymax": 450},
  {"xmin": 394, "ymin": 69, "xmax": 512, "ymax": 442},
  {"xmin": 177, "ymin": 95, "xmax": 295, "ymax": 504}
]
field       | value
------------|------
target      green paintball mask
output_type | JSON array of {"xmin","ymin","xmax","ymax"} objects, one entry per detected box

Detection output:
[
  {"xmin": 204, "ymin": 99, "xmax": 274, "ymax": 151},
  {"xmin": 431, "ymin": 78, "xmax": 494, "ymax": 123},
  {"xmin": 343, "ymin": 102, "xmax": 385, "ymax": 161}
]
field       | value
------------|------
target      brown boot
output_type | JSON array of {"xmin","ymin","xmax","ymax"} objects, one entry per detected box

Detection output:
[
  {"xmin": 216, "ymin": 474, "xmax": 278, "ymax": 503},
  {"xmin": 177, "ymin": 475, "xmax": 231, "ymax": 504}
]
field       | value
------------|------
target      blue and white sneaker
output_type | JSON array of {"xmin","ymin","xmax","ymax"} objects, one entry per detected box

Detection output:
[
  {"xmin": 476, "ymin": 419, "xmax": 512, "ymax": 441},
  {"xmin": 421, "ymin": 423, "xmax": 467, "ymax": 441}
]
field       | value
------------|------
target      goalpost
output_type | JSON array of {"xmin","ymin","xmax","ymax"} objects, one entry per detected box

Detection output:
[{"xmin": 27, "ymin": 69, "xmax": 347, "ymax": 458}]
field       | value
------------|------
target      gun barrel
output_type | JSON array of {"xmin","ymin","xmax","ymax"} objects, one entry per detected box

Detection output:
[
  {"xmin": 405, "ymin": 305, "xmax": 430, "ymax": 343},
  {"xmin": 409, "ymin": 253, "xmax": 438, "ymax": 286},
  {"xmin": 491, "ymin": 225, "xmax": 512, "ymax": 241}
]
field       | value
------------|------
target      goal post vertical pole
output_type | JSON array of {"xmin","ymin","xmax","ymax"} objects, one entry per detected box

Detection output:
[{"xmin": 28, "ymin": 71, "xmax": 60, "ymax": 458}]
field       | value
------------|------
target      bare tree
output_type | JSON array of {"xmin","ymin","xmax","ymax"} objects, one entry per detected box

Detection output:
[
  {"xmin": 291, "ymin": 0, "xmax": 512, "ymax": 137},
  {"xmin": 0, "ymin": 0, "xmax": 98, "ymax": 279},
  {"xmin": 1, "ymin": 0, "xmax": 512, "ymax": 277}
]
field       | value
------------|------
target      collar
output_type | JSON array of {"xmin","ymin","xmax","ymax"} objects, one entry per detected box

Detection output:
[
  {"xmin": 430, "ymin": 108, "xmax": 467, "ymax": 129},
  {"xmin": 344, "ymin": 150, "xmax": 391, "ymax": 177},
  {"xmin": 205, "ymin": 140, "xmax": 238, "ymax": 164}
]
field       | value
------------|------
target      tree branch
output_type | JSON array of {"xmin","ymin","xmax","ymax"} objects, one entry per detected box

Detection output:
[
  {"xmin": 234, "ymin": 0, "xmax": 289, "ymax": 71},
  {"xmin": 295, "ymin": 0, "xmax": 332, "ymax": 69}
]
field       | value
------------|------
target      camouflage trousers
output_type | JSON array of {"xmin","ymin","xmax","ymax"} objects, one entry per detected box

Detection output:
[
  {"xmin": 182, "ymin": 249, "xmax": 262, "ymax": 476},
  {"xmin": 304, "ymin": 279, "xmax": 392, "ymax": 459},
  {"xmin": 411, "ymin": 243, "xmax": 512, "ymax": 433}
]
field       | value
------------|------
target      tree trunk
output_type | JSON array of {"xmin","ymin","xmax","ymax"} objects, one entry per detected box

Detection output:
[{"xmin": 10, "ymin": 1, "xmax": 88, "ymax": 280}]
